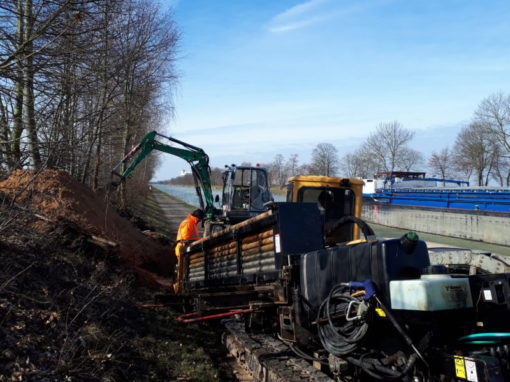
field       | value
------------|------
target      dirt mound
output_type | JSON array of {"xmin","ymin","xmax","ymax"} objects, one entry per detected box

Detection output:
[
  {"xmin": 0, "ymin": 169, "xmax": 174, "ymax": 287},
  {"xmin": 0, "ymin": 198, "xmax": 232, "ymax": 381}
]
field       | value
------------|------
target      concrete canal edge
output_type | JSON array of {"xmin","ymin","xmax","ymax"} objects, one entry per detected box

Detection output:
[{"xmin": 362, "ymin": 199, "xmax": 510, "ymax": 247}]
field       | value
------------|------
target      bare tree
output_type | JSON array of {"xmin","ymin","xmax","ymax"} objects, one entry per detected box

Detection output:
[
  {"xmin": 452, "ymin": 123, "xmax": 499, "ymax": 186},
  {"xmin": 341, "ymin": 152, "xmax": 362, "ymax": 178},
  {"xmin": 474, "ymin": 92, "xmax": 510, "ymax": 185},
  {"xmin": 398, "ymin": 147, "xmax": 423, "ymax": 172},
  {"xmin": 428, "ymin": 147, "xmax": 453, "ymax": 184},
  {"xmin": 267, "ymin": 154, "xmax": 286, "ymax": 186},
  {"xmin": 365, "ymin": 121, "xmax": 415, "ymax": 173},
  {"xmin": 285, "ymin": 154, "xmax": 299, "ymax": 178},
  {"xmin": 0, "ymin": 0, "xmax": 179, "ymax": 205},
  {"xmin": 474, "ymin": 92, "xmax": 510, "ymax": 155},
  {"xmin": 310, "ymin": 143, "xmax": 339, "ymax": 176},
  {"xmin": 341, "ymin": 146, "xmax": 379, "ymax": 178},
  {"xmin": 489, "ymin": 146, "xmax": 510, "ymax": 186},
  {"xmin": 0, "ymin": 0, "xmax": 84, "ymax": 170}
]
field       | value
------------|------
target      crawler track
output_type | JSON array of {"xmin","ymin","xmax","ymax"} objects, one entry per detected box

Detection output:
[{"xmin": 222, "ymin": 320, "xmax": 334, "ymax": 382}]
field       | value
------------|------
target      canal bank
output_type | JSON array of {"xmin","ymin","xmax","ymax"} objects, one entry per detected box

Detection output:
[
  {"xmin": 370, "ymin": 222, "xmax": 510, "ymax": 257},
  {"xmin": 362, "ymin": 198, "xmax": 510, "ymax": 248}
]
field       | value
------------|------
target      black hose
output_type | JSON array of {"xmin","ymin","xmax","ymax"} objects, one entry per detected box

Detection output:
[
  {"xmin": 373, "ymin": 295, "xmax": 429, "ymax": 369},
  {"xmin": 316, "ymin": 284, "xmax": 371, "ymax": 355},
  {"xmin": 276, "ymin": 333, "xmax": 328, "ymax": 365},
  {"xmin": 326, "ymin": 216, "xmax": 376, "ymax": 240},
  {"xmin": 289, "ymin": 344, "xmax": 329, "ymax": 365},
  {"xmin": 317, "ymin": 285, "xmax": 421, "ymax": 381},
  {"xmin": 347, "ymin": 353, "xmax": 417, "ymax": 381}
]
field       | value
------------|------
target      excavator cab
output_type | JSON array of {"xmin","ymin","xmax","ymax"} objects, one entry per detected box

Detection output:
[
  {"xmin": 221, "ymin": 165, "xmax": 272, "ymax": 224},
  {"xmin": 286, "ymin": 176, "xmax": 368, "ymax": 246}
]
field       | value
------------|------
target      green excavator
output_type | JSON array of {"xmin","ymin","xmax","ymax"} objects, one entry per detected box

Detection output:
[{"xmin": 112, "ymin": 131, "xmax": 273, "ymax": 235}]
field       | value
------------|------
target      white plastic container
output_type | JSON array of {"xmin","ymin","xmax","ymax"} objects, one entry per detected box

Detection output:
[{"xmin": 390, "ymin": 275, "xmax": 473, "ymax": 311}]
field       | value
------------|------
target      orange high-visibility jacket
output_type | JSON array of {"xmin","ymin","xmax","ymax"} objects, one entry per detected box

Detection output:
[
  {"xmin": 175, "ymin": 214, "xmax": 200, "ymax": 260},
  {"xmin": 176, "ymin": 214, "xmax": 201, "ymax": 243}
]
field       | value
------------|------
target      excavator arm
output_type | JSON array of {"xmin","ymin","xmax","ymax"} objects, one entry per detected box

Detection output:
[{"xmin": 112, "ymin": 131, "xmax": 216, "ymax": 219}]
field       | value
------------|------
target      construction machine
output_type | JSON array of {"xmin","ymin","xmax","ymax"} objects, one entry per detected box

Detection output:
[
  {"xmin": 111, "ymin": 131, "xmax": 272, "ymax": 235},
  {"xmin": 176, "ymin": 174, "xmax": 510, "ymax": 381},
  {"xmin": 286, "ymin": 175, "xmax": 510, "ymax": 274},
  {"xmin": 286, "ymin": 175, "xmax": 376, "ymax": 246}
]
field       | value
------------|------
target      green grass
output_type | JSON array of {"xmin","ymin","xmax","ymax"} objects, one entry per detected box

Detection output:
[
  {"xmin": 130, "ymin": 188, "xmax": 174, "ymax": 237},
  {"xmin": 270, "ymin": 187, "xmax": 287, "ymax": 196}
]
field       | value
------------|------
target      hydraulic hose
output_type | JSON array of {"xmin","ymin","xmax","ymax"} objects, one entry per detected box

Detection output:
[
  {"xmin": 326, "ymin": 216, "xmax": 376, "ymax": 240},
  {"xmin": 346, "ymin": 353, "xmax": 418, "ymax": 381},
  {"xmin": 316, "ymin": 284, "xmax": 371, "ymax": 355}
]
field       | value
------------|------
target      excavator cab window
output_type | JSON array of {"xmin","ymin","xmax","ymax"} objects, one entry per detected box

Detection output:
[
  {"xmin": 231, "ymin": 169, "xmax": 250, "ymax": 210},
  {"xmin": 250, "ymin": 169, "xmax": 270, "ymax": 211},
  {"xmin": 222, "ymin": 166, "xmax": 271, "ymax": 222}
]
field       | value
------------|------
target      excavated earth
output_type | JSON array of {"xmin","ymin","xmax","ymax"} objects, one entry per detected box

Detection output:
[
  {"xmin": 0, "ymin": 169, "xmax": 236, "ymax": 381},
  {"xmin": 0, "ymin": 169, "xmax": 174, "ymax": 287}
]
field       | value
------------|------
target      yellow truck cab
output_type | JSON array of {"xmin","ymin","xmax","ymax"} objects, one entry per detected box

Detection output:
[{"xmin": 286, "ymin": 176, "xmax": 366, "ymax": 246}]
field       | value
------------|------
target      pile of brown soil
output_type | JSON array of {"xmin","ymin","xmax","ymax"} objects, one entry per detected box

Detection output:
[
  {"xmin": 0, "ymin": 191, "xmax": 233, "ymax": 381},
  {"xmin": 0, "ymin": 169, "xmax": 174, "ymax": 287}
]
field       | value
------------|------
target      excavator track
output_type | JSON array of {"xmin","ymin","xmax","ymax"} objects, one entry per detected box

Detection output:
[{"xmin": 222, "ymin": 320, "xmax": 334, "ymax": 382}]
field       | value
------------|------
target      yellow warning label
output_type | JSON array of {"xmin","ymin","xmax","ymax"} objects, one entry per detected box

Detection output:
[
  {"xmin": 375, "ymin": 308, "xmax": 386, "ymax": 317},
  {"xmin": 454, "ymin": 356, "xmax": 466, "ymax": 379}
]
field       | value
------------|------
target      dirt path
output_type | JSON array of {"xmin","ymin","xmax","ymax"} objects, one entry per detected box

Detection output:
[{"xmin": 150, "ymin": 187, "xmax": 196, "ymax": 235}]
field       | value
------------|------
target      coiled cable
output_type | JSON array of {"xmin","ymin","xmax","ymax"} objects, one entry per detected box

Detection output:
[{"xmin": 316, "ymin": 284, "xmax": 372, "ymax": 356}]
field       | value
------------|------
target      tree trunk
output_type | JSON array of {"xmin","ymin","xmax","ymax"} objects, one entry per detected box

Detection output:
[
  {"xmin": 92, "ymin": 131, "xmax": 102, "ymax": 191},
  {"xmin": 22, "ymin": 11, "xmax": 41, "ymax": 170},
  {"xmin": 92, "ymin": 7, "xmax": 111, "ymax": 191},
  {"xmin": 0, "ymin": 97, "xmax": 12, "ymax": 169},
  {"xmin": 11, "ymin": 0, "xmax": 25, "ymax": 169}
]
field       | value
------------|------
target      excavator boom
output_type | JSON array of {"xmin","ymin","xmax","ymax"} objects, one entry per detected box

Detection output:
[{"xmin": 112, "ymin": 131, "xmax": 216, "ymax": 218}]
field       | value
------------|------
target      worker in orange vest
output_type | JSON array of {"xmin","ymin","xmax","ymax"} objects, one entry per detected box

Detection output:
[{"xmin": 173, "ymin": 209, "xmax": 204, "ymax": 293}]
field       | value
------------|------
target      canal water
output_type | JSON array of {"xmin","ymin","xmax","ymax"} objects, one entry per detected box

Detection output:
[
  {"xmin": 154, "ymin": 184, "xmax": 222, "ymax": 207},
  {"xmin": 154, "ymin": 184, "xmax": 510, "ymax": 257},
  {"xmin": 154, "ymin": 184, "xmax": 286, "ymax": 207}
]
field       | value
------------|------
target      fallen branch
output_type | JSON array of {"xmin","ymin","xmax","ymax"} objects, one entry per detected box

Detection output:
[
  {"xmin": 89, "ymin": 235, "xmax": 118, "ymax": 248},
  {"xmin": 0, "ymin": 262, "xmax": 35, "ymax": 292}
]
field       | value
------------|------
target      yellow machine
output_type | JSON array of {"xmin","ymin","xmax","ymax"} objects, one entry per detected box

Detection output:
[{"xmin": 286, "ymin": 176, "xmax": 368, "ymax": 245}]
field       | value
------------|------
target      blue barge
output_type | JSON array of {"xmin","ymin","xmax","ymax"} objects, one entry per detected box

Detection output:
[
  {"xmin": 364, "ymin": 172, "xmax": 510, "ymax": 213},
  {"xmin": 372, "ymin": 187, "xmax": 510, "ymax": 213}
]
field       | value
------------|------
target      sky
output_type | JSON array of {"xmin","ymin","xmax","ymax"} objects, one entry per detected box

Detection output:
[{"xmin": 153, "ymin": 0, "xmax": 510, "ymax": 181}]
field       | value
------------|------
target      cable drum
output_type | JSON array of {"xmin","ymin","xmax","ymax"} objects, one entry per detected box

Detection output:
[{"xmin": 316, "ymin": 284, "xmax": 373, "ymax": 356}]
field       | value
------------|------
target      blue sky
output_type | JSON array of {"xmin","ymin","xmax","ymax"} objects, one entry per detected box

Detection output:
[{"xmin": 154, "ymin": 0, "xmax": 510, "ymax": 180}]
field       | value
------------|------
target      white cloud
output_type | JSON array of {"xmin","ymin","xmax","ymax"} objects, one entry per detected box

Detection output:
[
  {"xmin": 276, "ymin": 0, "xmax": 330, "ymax": 20},
  {"xmin": 266, "ymin": 0, "xmax": 391, "ymax": 33},
  {"xmin": 267, "ymin": 0, "xmax": 333, "ymax": 33}
]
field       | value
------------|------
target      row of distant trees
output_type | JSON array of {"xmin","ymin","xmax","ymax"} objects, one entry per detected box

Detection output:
[
  {"xmin": 168, "ymin": 92, "xmax": 510, "ymax": 188},
  {"xmin": 266, "ymin": 92, "xmax": 510, "ymax": 187},
  {"xmin": 0, "ymin": 0, "xmax": 178, "ymax": 205}
]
